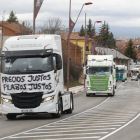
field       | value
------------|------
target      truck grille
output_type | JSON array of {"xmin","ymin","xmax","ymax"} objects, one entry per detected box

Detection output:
[
  {"xmin": 11, "ymin": 92, "xmax": 43, "ymax": 109},
  {"xmin": 116, "ymin": 73, "xmax": 123, "ymax": 80},
  {"xmin": 90, "ymin": 76, "xmax": 109, "ymax": 91}
]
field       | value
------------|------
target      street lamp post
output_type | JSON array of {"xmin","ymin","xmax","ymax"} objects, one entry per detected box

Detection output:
[
  {"xmin": 84, "ymin": 12, "xmax": 89, "ymax": 88},
  {"xmin": 33, "ymin": 0, "xmax": 44, "ymax": 34},
  {"xmin": 67, "ymin": 0, "xmax": 92, "ymax": 91},
  {"xmin": 92, "ymin": 21, "xmax": 102, "ymax": 55}
]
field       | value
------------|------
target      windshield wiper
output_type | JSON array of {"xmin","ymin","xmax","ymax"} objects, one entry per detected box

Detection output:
[
  {"xmin": 28, "ymin": 70, "xmax": 44, "ymax": 72},
  {"xmin": 10, "ymin": 69, "xmax": 21, "ymax": 72}
]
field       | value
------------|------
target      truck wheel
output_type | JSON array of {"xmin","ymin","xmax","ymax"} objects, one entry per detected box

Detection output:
[
  {"xmin": 110, "ymin": 87, "xmax": 115, "ymax": 97},
  {"xmin": 86, "ymin": 93, "xmax": 90, "ymax": 97},
  {"xmin": 51, "ymin": 97, "xmax": 62, "ymax": 118},
  {"xmin": 6, "ymin": 114, "xmax": 16, "ymax": 120},
  {"xmin": 66, "ymin": 95, "xmax": 73, "ymax": 114}
]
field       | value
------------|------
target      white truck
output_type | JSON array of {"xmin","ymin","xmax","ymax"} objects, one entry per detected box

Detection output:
[
  {"xmin": 1, "ymin": 35, "xmax": 74, "ymax": 120},
  {"xmin": 131, "ymin": 68, "xmax": 139, "ymax": 81},
  {"xmin": 85, "ymin": 55, "xmax": 116, "ymax": 97}
]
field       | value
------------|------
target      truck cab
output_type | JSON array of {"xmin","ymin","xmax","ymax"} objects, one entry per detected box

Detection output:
[
  {"xmin": 85, "ymin": 55, "xmax": 116, "ymax": 97},
  {"xmin": 116, "ymin": 65, "xmax": 127, "ymax": 82},
  {"xmin": 1, "ymin": 35, "xmax": 74, "ymax": 120},
  {"xmin": 131, "ymin": 68, "xmax": 139, "ymax": 81}
]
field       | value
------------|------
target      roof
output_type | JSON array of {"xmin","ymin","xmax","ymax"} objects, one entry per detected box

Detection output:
[
  {"xmin": 61, "ymin": 32, "xmax": 93, "ymax": 41},
  {"xmin": 2, "ymin": 35, "xmax": 61, "ymax": 51},
  {"xmin": 95, "ymin": 47, "xmax": 130, "ymax": 60},
  {"xmin": 0, "ymin": 21, "xmax": 32, "ymax": 34},
  {"xmin": 133, "ymin": 38, "xmax": 140, "ymax": 45},
  {"xmin": 116, "ymin": 39, "xmax": 127, "ymax": 49},
  {"xmin": 61, "ymin": 38, "xmax": 82, "ymax": 48}
]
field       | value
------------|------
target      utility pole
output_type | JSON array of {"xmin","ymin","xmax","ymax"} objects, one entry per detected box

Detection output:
[
  {"xmin": 33, "ymin": 0, "xmax": 44, "ymax": 34},
  {"xmin": 1, "ymin": 11, "xmax": 5, "ymax": 49}
]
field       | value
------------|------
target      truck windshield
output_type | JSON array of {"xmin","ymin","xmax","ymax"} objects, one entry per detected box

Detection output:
[
  {"xmin": 116, "ymin": 69, "xmax": 124, "ymax": 73},
  {"xmin": 2, "ymin": 55, "xmax": 53, "ymax": 74},
  {"xmin": 87, "ymin": 67, "xmax": 111, "ymax": 75}
]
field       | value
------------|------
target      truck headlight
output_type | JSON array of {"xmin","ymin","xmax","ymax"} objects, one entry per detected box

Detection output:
[
  {"xmin": 42, "ymin": 95, "xmax": 55, "ymax": 103},
  {"xmin": 87, "ymin": 87, "xmax": 91, "ymax": 90},
  {"xmin": 1, "ymin": 97, "xmax": 12, "ymax": 104},
  {"xmin": 43, "ymin": 90, "xmax": 54, "ymax": 95},
  {"xmin": 108, "ymin": 87, "xmax": 112, "ymax": 90}
]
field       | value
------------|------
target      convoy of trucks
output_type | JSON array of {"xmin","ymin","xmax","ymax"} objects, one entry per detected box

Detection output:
[
  {"xmin": 1, "ymin": 34, "xmax": 137, "ymax": 120},
  {"xmin": 1, "ymin": 35, "xmax": 74, "ymax": 120},
  {"xmin": 84, "ymin": 55, "xmax": 116, "ymax": 97}
]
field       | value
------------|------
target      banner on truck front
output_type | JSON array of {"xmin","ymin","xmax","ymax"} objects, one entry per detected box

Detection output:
[{"xmin": 1, "ymin": 72, "xmax": 54, "ymax": 94}]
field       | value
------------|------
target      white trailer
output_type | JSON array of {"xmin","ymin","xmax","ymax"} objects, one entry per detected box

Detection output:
[
  {"xmin": 85, "ymin": 55, "xmax": 116, "ymax": 96},
  {"xmin": 1, "ymin": 35, "xmax": 74, "ymax": 120}
]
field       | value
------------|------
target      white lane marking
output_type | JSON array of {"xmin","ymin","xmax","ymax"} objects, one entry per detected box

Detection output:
[
  {"xmin": 28, "ymin": 125, "xmax": 121, "ymax": 132},
  {"xmin": 24, "ymin": 132, "xmax": 109, "ymax": 136},
  {"xmin": 11, "ymin": 136, "xmax": 101, "ymax": 139},
  {"xmin": 39, "ymin": 122, "xmax": 126, "ymax": 128},
  {"xmin": 62, "ymin": 116, "xmax": 132, "ymax": 121},
  {"xmin": 54, "ymin": 120, "xmax": 129, "ymax": 125},
  {"xmin": 10, "ymin": 128, "xmax": 116, "ymax": 138},
  {"xmin": 1, "ymin": 98, "xmax": 111, "ymax": 140},
  {"xmin": 1, "ymin": 81, "xmax": 125, "ymax": 140},
  {"xmin": 99, "ymin": 113, "xmax": 140, "ymax": 140}
]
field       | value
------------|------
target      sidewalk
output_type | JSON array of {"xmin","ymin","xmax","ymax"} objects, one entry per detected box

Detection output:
[
  {"xmin": 64, "ymin": 85, "xmax": 85, "ymax": 94},
  {"xmin": 0, "ymin": 85, "xmax": 85, "ymax": 115}
]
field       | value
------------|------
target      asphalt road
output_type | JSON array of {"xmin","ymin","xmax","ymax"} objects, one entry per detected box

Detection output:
[
  {"xmin": 1, "ymin": 80, "xmax": 140, "ymax": 140},
  {"xmin": 0, "ymin": 84, "xmax": 110, "ymax": 139}
]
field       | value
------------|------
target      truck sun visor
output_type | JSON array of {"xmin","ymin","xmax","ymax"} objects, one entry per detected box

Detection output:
[{"xmin": 2, "ymin": 49, "xmax": 53, "ymax": 57}]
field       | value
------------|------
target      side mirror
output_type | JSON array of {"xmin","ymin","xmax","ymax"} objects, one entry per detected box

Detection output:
[{"xmin": 56, "ymin": 55, "xmax": 62, "ymax": 70}]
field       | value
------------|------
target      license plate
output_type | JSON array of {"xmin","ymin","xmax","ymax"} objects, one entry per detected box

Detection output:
[
  {"xmin": 21, "ymin": 109, "xmax": 34, "ymax": 113},
  {"xmin": 96, "ymin": 91, "xmax": 102, "ymax": 93}
]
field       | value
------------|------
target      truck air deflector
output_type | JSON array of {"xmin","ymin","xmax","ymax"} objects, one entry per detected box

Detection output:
[
  {"xmin": 2, "ymin": 49, "xmax": 53, "ymax": 57},
  {"xmin": 17, "ymin": 35, "xmax": 40, "ymax": 40}
]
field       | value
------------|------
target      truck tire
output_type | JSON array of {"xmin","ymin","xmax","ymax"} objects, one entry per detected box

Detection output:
[
  {"xmin": 110, "ymin": 87, "xmax": 115, "ymax": 97},
  {"xmin": 86, "ymin": 93, "xmax": 90, "ymax": 97},
  {"xmin": 51, "ymin": 97, "xmax": 62, "ymax": 118},
  {"xmin": 66, "ymin": 94, "xmax": 73, "ymax": 114},
  {"xmin": 6, "ymin": 114, "xmax": 16, "ymax": 120}
]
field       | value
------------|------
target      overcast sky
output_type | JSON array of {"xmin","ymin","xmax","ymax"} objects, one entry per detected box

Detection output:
[{"xmin": 1, "ymin": 0, "xmax": 140, "ymax": 38}]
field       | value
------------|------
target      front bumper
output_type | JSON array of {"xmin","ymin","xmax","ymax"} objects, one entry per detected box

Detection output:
[
  {"xmin": 2, "ymin": 100, "xmax": 57, "ymax": 115},
  {"xmin": 1, "ymin": 94, "xmax": 57, "ymax": 115},
  {"xmin": 116, "ymin": 78, "xmax": 125, "ymax": 81},
  {"xmin": 86, "ymin": 87, "xmax": 113, "ymax": 94},
  {"xmin": 86, "ymin": 90, "xmax": 112, "ymax": 94}
]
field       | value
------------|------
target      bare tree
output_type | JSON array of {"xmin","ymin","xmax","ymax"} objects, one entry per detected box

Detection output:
[
  {"xmin": 19, "ymin": 20, "xmax": 33, "ymax": 35},
  {"xmin": 39, "ymin": 17, "xmax": 63, "ymax": 34}
]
